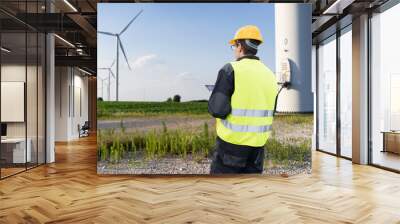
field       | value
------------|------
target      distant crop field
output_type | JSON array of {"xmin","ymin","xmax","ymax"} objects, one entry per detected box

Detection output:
[
  {"xmin": 97, "ymin": 101, "xmax": 209, "ymax": 119},
  {"xmin": 98, "ymin": 101, "xmax": 313, "ymax": 124}
]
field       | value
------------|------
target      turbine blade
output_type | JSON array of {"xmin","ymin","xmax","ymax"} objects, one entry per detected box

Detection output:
[
  {"xmin": 98, "ymin": 68, "xmax": 109, "ymax": 70},
  {"xmin": 97, "ymin": 31, "xmax": 117, "ymax": 36},
  {"xmin": 119, "ymin": 9, "xmax": 143, "ymax": 35},
  {"xmin": 110, "ymin": 59, "xmax": 116, "ymax": 68},
  {"xmin": 118, "ymin": 38, "xmax": 132, "ymax": 70},
  {"xmin": 109, "ymin": 69, "xmax": 116, "ymax": 78}
]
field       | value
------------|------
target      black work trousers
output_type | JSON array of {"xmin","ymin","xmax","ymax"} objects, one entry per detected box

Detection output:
[{"xmin": 210, "ymin": 137, "xmax": 264, "ymax": 174}]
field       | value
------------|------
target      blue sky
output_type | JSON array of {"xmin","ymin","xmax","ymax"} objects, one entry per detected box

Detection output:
[{"xmin": 98, "ymin": 3, "xmax": 275, "ymax": 101}]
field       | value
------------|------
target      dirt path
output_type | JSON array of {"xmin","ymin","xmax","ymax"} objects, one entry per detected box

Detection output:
[
  {"xmin": 98, "ymin": 115, "xmax": 313, "ymax": 139},
  {"xmin": 98, "ymin": 115, "xmax": 215, "ymax": 132},
  {"xmin": 272, "ymin": 119, "xmax": 313, "ymax": 140}
]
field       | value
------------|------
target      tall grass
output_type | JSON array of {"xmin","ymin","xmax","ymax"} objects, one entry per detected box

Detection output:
[
  {"xmin": 98, "ymin": 121, "xmax": 312, "ymax": 165},
  {"xmin": 98, "ymin": 122, "xmax": 215, "ymax": 162},
  {"xmin": 265, "ymin": 138, "xmax": 311, "ymax": 166}
]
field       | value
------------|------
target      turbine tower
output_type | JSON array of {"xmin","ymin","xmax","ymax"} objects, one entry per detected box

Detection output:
[
  {"xmin": 98, "ymin": 9, "xmax": 143, "ymax": 101},
  {"xmin": 274, "ymin": 4, "xmax": 313, "ymax": 112},
  {"xmin": 99, "ymin": 77, "xmax": 107, "ymax": 100},
  {"xmin": 98, "ymin": 60, "xmax": 116, "ymax": 101}
]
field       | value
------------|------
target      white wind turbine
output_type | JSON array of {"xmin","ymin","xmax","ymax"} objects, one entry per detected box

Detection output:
[
  {"xmin": 98, "ymin": 9, "xmax": 143, "ymax": 101},
  {"xmin": 98, "ymin": 77, "xmax": 108, "ymax": 100},
  {"xmin": 98, "ymin": 60, "xmax": 116, "ymax": 101}
]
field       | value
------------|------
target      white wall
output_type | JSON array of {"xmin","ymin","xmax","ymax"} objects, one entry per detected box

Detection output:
[
  {"xmin": 55, "ymin": 67, "xmax": 89, "ymax": 141},
  {"xmin": 71, "ymin": 71, "xmax": 89, "ymax": 138},
  {"xmin": 55, "ymin": 66, "xmax": 70, "ymax": 141}
]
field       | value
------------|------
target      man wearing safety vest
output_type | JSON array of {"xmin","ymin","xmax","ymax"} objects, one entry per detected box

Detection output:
[{"xmin": 209, "ymin": 25, "xmax": 278, "ymax": 174}]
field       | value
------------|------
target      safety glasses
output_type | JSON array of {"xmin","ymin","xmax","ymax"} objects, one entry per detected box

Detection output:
[{"xmin": 230, "ymin": 44, "xmax": 238, "ymax": 50}]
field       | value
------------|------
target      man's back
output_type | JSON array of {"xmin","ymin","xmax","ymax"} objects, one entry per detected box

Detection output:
[
  {"xmin": 209, "ymin": 25, "xmax": 277, "ymax": 174},
  {"xmin": 216, "ymin": 58, "xmax": 278, "ymax": 147},
  {"xmin": 230, "ymin": 58, "xmax": 278, "ymax": 115}
]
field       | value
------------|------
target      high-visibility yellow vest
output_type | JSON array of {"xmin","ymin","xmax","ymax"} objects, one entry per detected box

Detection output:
[{"xmin": 216, "ymin": 58, "xmax": 278, "ymax": 147}]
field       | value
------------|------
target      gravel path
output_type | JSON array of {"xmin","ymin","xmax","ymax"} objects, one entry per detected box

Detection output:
[
  {"xmin": 98, "ymin": 156, "xmax": 212, "ymax": 175},
  {"xmin": 272, "ymin": 119, "xmax": 313, "ymax": 140},
  {"xmin": 97, "ymin": 155, "xmax": 311, "ymax": 176}
]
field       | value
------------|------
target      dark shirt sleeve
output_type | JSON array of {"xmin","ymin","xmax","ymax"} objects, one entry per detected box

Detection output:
[{"xmin": 208, "ymin": 63, "xmax": 234, "ymax": 119}]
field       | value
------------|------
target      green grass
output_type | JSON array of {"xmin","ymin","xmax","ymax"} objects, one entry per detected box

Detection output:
[
  {"xmin": 97, "ymin": 101, "xmax": 209, "ymax": 119},
  {"xmin": 97, "ymin": 121, "xmax": 311, "ymax": 165},
  {"xmin": 265, "ymin": 137, "xmax": 311, "ymax": 166},
  {"xmin": 97, "ymin": 101, "xmax": 313, "ymax": 166},
  {"xmin": 98, "ymin": 122, "xmax": 215, "ymax": 163}
]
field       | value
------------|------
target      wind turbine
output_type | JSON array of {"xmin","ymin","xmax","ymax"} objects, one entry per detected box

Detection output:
[
  {"xmin": 98, "ymin": 77, "xmax": 108, "ymax": 100},
  {"xmin": 98, "ymin": 60, "xmax": 116, "ymax": 101},
  {"xmin": 98, "ymin": 9, "xmax": 143, "ymax": 101}
]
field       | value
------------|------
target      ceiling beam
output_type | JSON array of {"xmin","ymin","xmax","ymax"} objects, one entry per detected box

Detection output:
[
  {"xmin": 55, "ymin": 55, "xmax": 96, "ymax": 71},
  {"xmin": 67, "ymin": 13, "xmax": 97, "ymax": 47}
]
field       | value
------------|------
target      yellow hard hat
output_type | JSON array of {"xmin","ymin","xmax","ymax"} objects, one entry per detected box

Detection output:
[{"xmin": 229, "ymin": 25, "xmax": 263, "ymax": 45}]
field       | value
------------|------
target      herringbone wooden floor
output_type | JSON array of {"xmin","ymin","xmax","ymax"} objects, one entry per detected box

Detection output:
[{"xmin": 1, "ymin": 135, "xmax": 400, "ymax": 224}]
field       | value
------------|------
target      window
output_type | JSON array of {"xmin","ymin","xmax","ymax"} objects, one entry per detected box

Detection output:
[
  {"xmin": 0, "ymin": 1, "xmax": 47, "ymax": 179},
  {"xmin": 1, "ymin": 30, "xmax": 28, "ymax": 177},
  {"xmin": 339, "ymin": 26, "xmax": 352, "ymax": 158},
  {"xmin": 317, "ymin": 35, "xmax": 337, "ymax": 154},
  {"xmin": 370, "ymin": 3, "xmax": 400, "ymax": 171}
]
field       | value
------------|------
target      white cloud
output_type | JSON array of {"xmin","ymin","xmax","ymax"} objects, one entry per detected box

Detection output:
[{"xmin": 130, "ymin": 54, "xmax": 163, "ymax": 69}]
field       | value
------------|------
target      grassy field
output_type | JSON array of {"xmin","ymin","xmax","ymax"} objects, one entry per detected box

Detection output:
[
  {"xmin": 98, "ymin": 101, "xmax": 209, "ymax": 119},
  {"xmin": 97, "ymin": 101, "xmax": 313, "ymax": 173},
  {"xmin": 97, "ymin": 123, "xmax": 311, "ymax": 167}
]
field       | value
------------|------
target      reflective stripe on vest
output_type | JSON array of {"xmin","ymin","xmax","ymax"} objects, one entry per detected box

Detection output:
[
  {"xmin": 221, "ymin": 119, "xmax": 272, "ymax": 133},
  {"xmin": 230, "ymin": 108, "xmax": 274, "ymax": 117}
]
